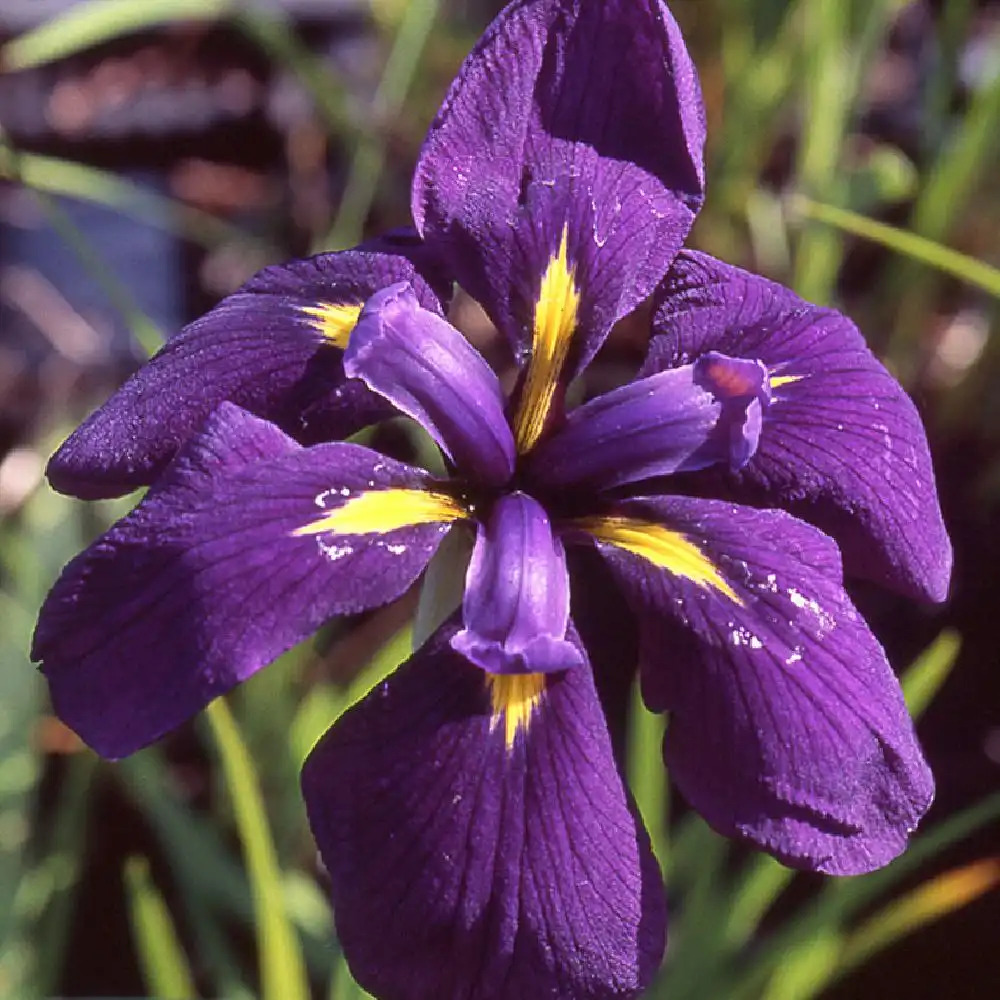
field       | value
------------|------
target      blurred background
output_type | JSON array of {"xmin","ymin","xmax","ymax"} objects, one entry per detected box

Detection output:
[{"xmin": 1, "ymin": 1, "xmax": 998, "ymax": 997}]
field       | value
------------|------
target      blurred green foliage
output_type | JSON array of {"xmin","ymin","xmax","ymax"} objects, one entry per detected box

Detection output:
[{"xmin": 1, "ymin": 0, "xmax": 998, "ymax": 997}]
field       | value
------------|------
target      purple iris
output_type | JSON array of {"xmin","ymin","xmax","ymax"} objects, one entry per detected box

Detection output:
[{"xmin": 33, "ymin": 2, "xmax": 951, "ymax": 999}]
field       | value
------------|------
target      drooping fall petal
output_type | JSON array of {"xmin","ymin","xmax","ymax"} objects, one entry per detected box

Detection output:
[
  {"xmin": 303, "ymin": 622, "xmax": 665, "ymax": 1000},
  {"xmin": 34, "ymin": 404, "xmax": 463, "ymax": 757},
  {"xmin": 571, "ymin": 496, "xmax": 934, "ymax": 874}
]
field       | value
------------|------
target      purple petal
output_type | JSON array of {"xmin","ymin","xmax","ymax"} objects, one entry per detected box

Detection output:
[
  {"xmin": 527, "ymin": 353, "xmax": 767, "ymax": 492},
  {"xmin": 47, "ymin": 249, "xmax": 447, "ymax": 500},
  {"xmin": 344, "ymin": 283, "xmax": 515, "ymax": 487},
  {"xmin": 451, "ymin": 492, "xmax": 583, "ymax": 674},
  {"xmin": 302, "ymin": 622, "xmax": 665, "ymax": 1000},
  {"xmin": 646, "ymin": 251, "xmax": 952, "ymax": 602},
  {"xmin": 576, "ymin": 496, "xmax": 934, "ymax": 874},
  {"xmin": 33, "ymin": 404, "xmax": 462, "ymax": 758},
  {"xmin": 413, "ymin": 0, "xmax": 705, "ymax": 371}
]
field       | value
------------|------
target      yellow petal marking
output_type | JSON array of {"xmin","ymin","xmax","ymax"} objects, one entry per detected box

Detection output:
[
  {"xmin": 575, "ymin": 516, "xmax": 742, "ymax": 604},
  {"xmin": 769, "ymin": 373, "xmax": 807, "ymax": 389},
  {"xmin": 488, "ymin": 673, "xmax": 546, "ymax": 749},
  {"xmin": 293, "ymin": 489, "xmax": 466, "ymax": 537},
  {"xmin": 514, "ymin": 227, "xmax": 581, "ymax": 454},
  {"xmin": 299, "ymin": 302, "xmax": 364, "ymax": 349}
]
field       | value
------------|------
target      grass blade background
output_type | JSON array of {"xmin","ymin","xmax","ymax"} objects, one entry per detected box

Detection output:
[
  {"xmin": 323, "ymin": 0, "xmax": 443, "ymax": 250},
  {"xmin": 2, "ymin": 0, "xmax": 233, "ymax": 70},
  {"xmin": 205, "ymin": 700, "xmax": 310, "ymax": 1000},
  {"xmin": 124, "ymin": 856, "xmax": 198, "ymax": 1000},
  {"xmin": 790, "ymin": 196, "xmax": 1000, "ymax": 300}
]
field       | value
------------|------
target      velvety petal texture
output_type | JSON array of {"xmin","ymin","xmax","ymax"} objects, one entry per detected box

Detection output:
[
  {"xmin": 527, "ymin": 353, "xmax": 765, "ymax": 493},
  {"xmin": 303, "ymin": 623, "xmax": 665, "ymax": 1000},
  {"xmin": 345, "ymin": 283, "xmax": 515, "ymax": 487},
  {"xmin": 581, "ymin": 497, "xmax": 934, "ymax": 874},
  {"xmin": 413, "ymin": 0, "xmax": 705, "ymax": 372},
  {"xmin": 452, "ymin": 493, "xmax": 583, "ymax": 674},
  {"xmin": 645, "ymin": 251, "xmax": 952, "ymax": 602},
  {"xmin": 34, "ymin": 405, "xmax": 457, "ymax": 758},
  {"xmin": 48, "ymin": 248, "xmax": 446, "ymax": 499}
]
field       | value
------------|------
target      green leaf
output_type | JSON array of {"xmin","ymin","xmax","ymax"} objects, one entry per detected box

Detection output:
[
  {"xmin": 843, "ymin": 144, "xmax": 918, "ymax": 211},
  {"xmin": 626, "ymin": 684, "xmax": 668, "ymax": 867},
  {"xmin": 716, "ymin": 791, "xmax": 1000, "ymax": 1000},
  {"xmin": 31, "ymin": 189, "xmax": 163, "ymax": 354},
  {"xmin": 723, "ymin": 855, "xmax": 795, "ymax": 949},
  {"xmin": 124, "ymin": 856, "xmax": 198, "ymax": 1000},
  {"xmin": 205, "ymin": 699, "xmax": 311, "ymax": 1000},
  {"xmin": 323, "ymin": 0, "xmax": 443, "ymax": 249},
  {"xmin": 2, "ymin": 0, "xmax": 234, "ymax": 70},
  {"xmin": 120, "ymin": 751, "xmax": 324, "ymax": 998},
  {"xmin": 791, "ymin": 0, "xmax": 852, "ymax": 304},
  {"xmin": 761, "ymin": 928, "xmax": 843, "ymax": 1000},
  {"xmin": 291, "ymin": 618, "xmax": 415, "ymax": 766},
  {"xmin": 0, "ymin": 145, "xmax": 262, "ymax": 251},
  {"xmin": 837, "ymin": 857, "xmax": 1000, "ymax": 977},
  {"xmin": 413, "ymin": 527, "xmax": 472, "ymax": 649},
  {"xmin": 901, "ymin": 629, "xmax": 961, "ymax": 720},
  {"xmin": 329, "ymin": 951, "xmax": 375, "ymax": 1000},
  {"xmin": 6, "ymin": 754, "xmax": 97, "ymax": 1000},
  {"xmin": 788, "ymin": 195, "xmax": 1000, "ymax": 299}
]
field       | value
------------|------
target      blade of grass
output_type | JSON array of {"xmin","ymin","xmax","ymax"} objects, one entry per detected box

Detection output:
[
  {"xmin": 0, "ymin": 594, "xmax": 43, "ymax": 953},
  {"xmin": 885, "ymin": 68, "xmax": 1000, "ymax": 370},
  {"xmin": 119, "ymin": 753, "xmax": 306, "ymax": 999},
  {"xmin": 836, "ymin": 857, "xmax": 1000, "ymax": 977},
  {"xmin": 655, "ymin": 820, "xmax": 732, "ymax": 998},
  {"xmin": 0, "ymin": 145, "xmax": 264, "ymax": 251},
  {"xmin": 712, "ymin": 0, "xmax": 802, "ymax": 211},
  {"xmin": 205, "ymin": 699, "xmax": 310, "ymax": 1000},
  {"xmin": 323, "ymin": 0, "xmax": 443, "ymax": 249},
  {"xmin": 791, "ymin": 0, "xmax": 851, "ymax": 304},
  {"xmin": 32, "ymin": 189, "xmax": 163, "ymax": 354},
  {"xmin": 761, "ymin": 928, "xmax": 842, "ymax": 1000},
  {"xmin": 921, "ymin": 0, "xmax": 974, "ymax": 153},
  {"xmin": 716, "ymin": 791, "xmax": 1000, "ymax": 1000},
  {"xmin": 909, "ymin": 73, "xmax": 1000, "ymax": 254},
  {"xmin": 234, "ymin": 8, "xmax": 361, "ymax": 144},
  {"xmin": 118, "ymin": 751, "xmax": 331, "ymax": 970},
  {"xmin": 2, "ymin": 0, "xmax": 233, "ymax": 70},
  {"xmin": 124, "ymin": 856, "xmax": 198, "ymax": 1000},
  {"xmin": 626, "ymin": 684, "xmax": 669, "ymax": 867},
  {"xmin": 788, "ymin": 195, "xmax": 1000, "ymax": 299},
  {"xmin": 722, "ymin": 856, "xmax": 795, "ymax": 949},
  {"xmin": 234, "ymin": 646, "xmax": 310, "ymax": 860},
  {"xmin": 290, "ymin": 621, "xmax": 415, "ymax": 766},
  {"xmin": 901, "ymin": 629, "xmax": 961, "ymax": 719},
  {"xmin": 790, "ymin": 0, "xmax": 907, "ymax": 302},
  {"xmin": 15, "ymin": 754, "xmax": 97, "ymax": 999},
  {"xmin": 329, "ymin": 951, "xmax": 375, "ymax": 1000},
  {"xmin": 764, "ymin": 855, "xmax": 1000, "ymax": 1000}
]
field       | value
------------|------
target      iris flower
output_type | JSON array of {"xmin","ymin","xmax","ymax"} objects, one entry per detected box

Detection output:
[{"xmin": 33, "ymin": 2, "xmax": 951, "ymax": 998}]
